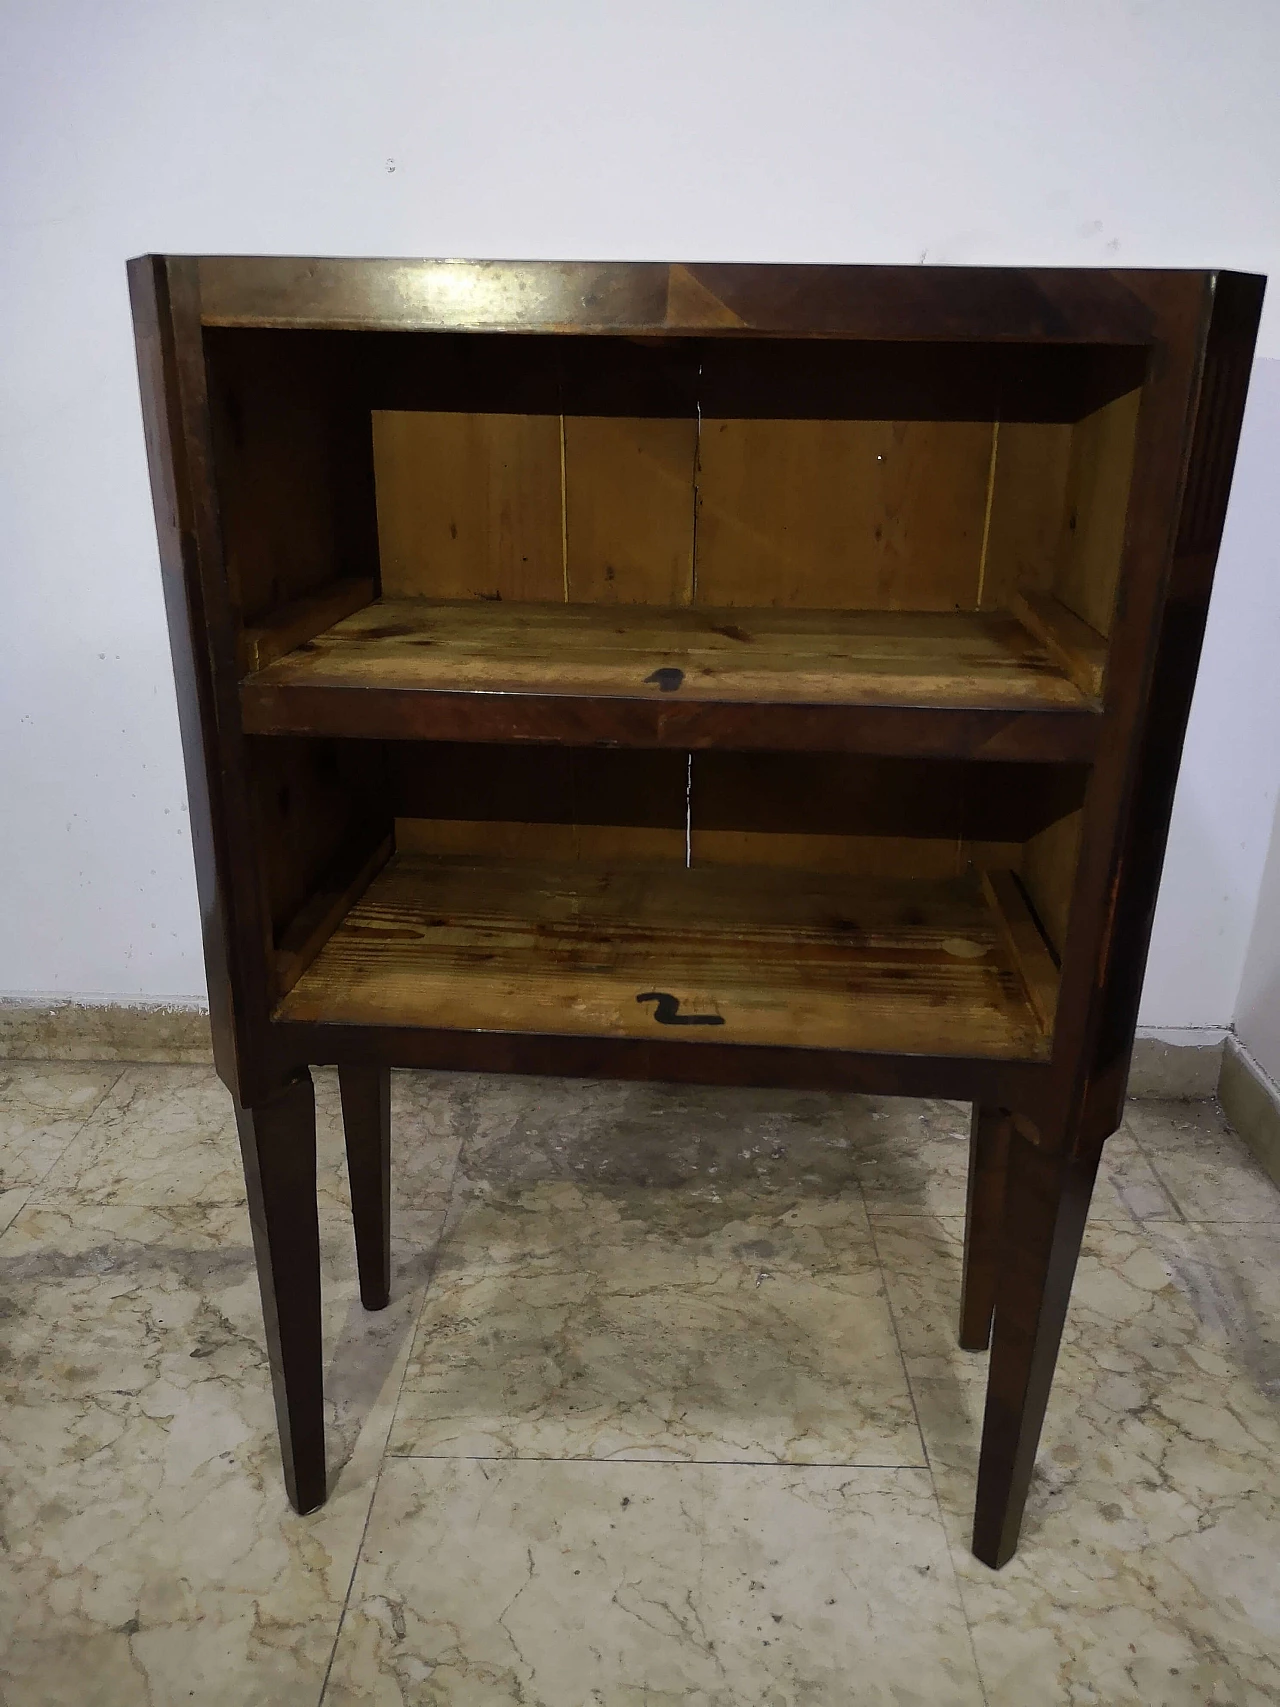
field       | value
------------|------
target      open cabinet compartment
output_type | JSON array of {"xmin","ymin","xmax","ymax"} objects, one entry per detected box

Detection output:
[
  {"xmin": 258, "ymin": 740, "xmax": 1085, "ymax": 1063},
  {"xmin": 204, "ymin": 326, "xmax": 1135, "ymax": 1064},
  {"xmin": 210, "ymin": 330, "xmax": 1143, "ymax": 751}
]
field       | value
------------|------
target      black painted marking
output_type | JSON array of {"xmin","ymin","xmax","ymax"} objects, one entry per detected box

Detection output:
[
  {"xmin": 636, "ymin": 991, "xmax": 725, "ymax": 1026},
  {"xmin": 645, "ymin": 666, "xmax": 684, "ymax": 692}
]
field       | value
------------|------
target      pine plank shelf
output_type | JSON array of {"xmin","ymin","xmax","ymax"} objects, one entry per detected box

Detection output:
[
  {"xmin": 275, "ymin": 852, "xmax": 1055, "ymax": 1061},
  {"xmin": 240, "ymin": 597, "xmax": 1104, "ymax": 759}
]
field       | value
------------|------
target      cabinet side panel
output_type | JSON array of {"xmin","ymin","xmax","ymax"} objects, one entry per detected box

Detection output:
[
  {"xmin": 128, "ymin": 259, "xmax": 260, "ymax": 1093},
  {"xmin": 1054, "ymin": 389, "xmax": 1142, "ymax": 635},
  {"xmin": 1021, "ymin": 809, "xmax": 1084, "ymax": 956},
  {"xmin": 694, "ymin": 419, "xmax": 993, "ymax": 609},
  {"xmin": 204, "ymin": 330, "xmax": 379, "ymax": 628},
  {"xmin": 980, "ymin": 423, "xmax": 1074, "ymax": 610},
  {"xmin": 1082, "ymin": 274, "xmax": 1265, "ymax": 1135}
]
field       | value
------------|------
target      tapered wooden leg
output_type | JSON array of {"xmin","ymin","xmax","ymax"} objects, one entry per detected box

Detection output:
[
  {"xmin": 959, "ymin": 1103, "xmax": 1012, "ymax": 1351},
  {"xmin": 339, "ymin": 1064, "xmax": 392, "ymax": 1310},
  {"xmin": 972, "ymin": 1125, "xmax": 1099, "ymax": 1568},
  {"xmin": 234, "ymin": 1070, "xmax": 326, "ymax": 1514}
]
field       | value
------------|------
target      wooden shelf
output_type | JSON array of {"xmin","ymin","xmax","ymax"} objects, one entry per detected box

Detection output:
[
  {"xmin": 240, "ymin": 597, "xmax": 1103, "ymax": 759},
  {"xmin": 275, "ymin": 852, "xmax": 1054, "ymax": 1061}
]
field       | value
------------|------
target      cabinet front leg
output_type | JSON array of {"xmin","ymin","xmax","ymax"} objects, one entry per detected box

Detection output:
[
  {"xmin": 972, "ymin": 1123, "xmax": 1098, "ymax": 1568},
  {"xmin": 235, "ymin": 1070, "xmax": 326, "ymax": 1514},
  {"xmin": 959, "ymin": 1103, "xmax": 1012, "ymax": 1352},
  {"xmin": 339, "ymin": 1065, "xmax": 392, "ymax": 1310}
]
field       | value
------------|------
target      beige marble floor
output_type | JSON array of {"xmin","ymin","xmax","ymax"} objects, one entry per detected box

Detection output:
[{"xmin": 0, "ymin": 1065, "xmax": 1277, "ymax": 1705}]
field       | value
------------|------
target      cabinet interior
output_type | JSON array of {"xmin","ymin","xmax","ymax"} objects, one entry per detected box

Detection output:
[{"xmin": 205, "ymin": 327, "xmax": 1140, "ymax": 1057}]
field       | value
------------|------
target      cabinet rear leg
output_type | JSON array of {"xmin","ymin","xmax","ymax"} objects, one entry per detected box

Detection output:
[
  {"xmin": 959, "ymin": 1103, "xmax": 1012, "ymax": 1352},
  {"xmin": 235, "ymin": 1070, "xmax": 326, "ymax": 1514},
  {"xmin": 972, "ymin": 1123, "xmax": 1098, "ymax": 1568},
  {"xmin": 339, "ymin": 1065, "xmax": 392, "ymax": 1310}
]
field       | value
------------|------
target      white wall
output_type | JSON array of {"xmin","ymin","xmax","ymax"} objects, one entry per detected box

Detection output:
[{"xmin": 3, "ymin": 0, "xmax": 1279, "ymax": 1018}]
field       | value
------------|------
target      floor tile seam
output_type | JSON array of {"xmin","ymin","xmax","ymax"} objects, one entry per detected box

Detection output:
[
  {"xmin": 316, "ymin": 1444, "xmax": 390, "ymax": 1706},
  {"xmin": 864, "ymin": 1192, "xmax": 991, "ymax": 1706},
  {"xmin": 2, "ymin": 1063, "xmax": 129, "ymax": 1195},
  {"xmin": 1118, "ymin": 1115, "xmax": 1191, "ymax": 1225},
  {"xmin": 316, "ymin": 1222, "xmax": 449, "ymax": 1703},
  {"xmin": 380, "ymin": 1451, "xmax": 934, "ymax": 1470}
]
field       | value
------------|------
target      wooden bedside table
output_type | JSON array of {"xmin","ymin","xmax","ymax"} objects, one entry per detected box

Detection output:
[{"xmin": 129, "ymin": 257, "xmax": 1262, "ymax": 1566}]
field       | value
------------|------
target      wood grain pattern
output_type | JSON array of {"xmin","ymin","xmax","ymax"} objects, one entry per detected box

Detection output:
[
  {"xmin": 980, "ymin": 423, "xmax": 1074, "ymax": 610},
  {"xmin": 1055, "ymin": 388, "xmax": 1142, "ymax": 635},
  {"xmin": 981, "ymin": 868, "xmax": 1060, "ymax": 1033},
  {"xmin": 1021, "ymin": 808, "xmax": 1084, "ymax": 956},
  {"xmin": 1010, "ymin": 589, "xmax": 1107, "ymax": 699},
  {"xmin": 195, "ymin": 257, "xmax": 1157, "ymax": 343},
  {"xmin": 240, "ymin": 578, "xmax": 375, "ymax": 674},
  {"xmin": 694, "ymin": 419, "xmax": 994, "ymax": 609},
  {"xmin": 564, "ymin": 417, "xmax": 697, "ymax": 603},
  {"xmin": 395, "ymin": 818, "xmax": 1021, "ymax": 879},
  {"xmin": 395, "ymin": 818, "xmax": 685, "ymax": 863},
  {"xmin": 372, "ymin": 411, "xmax": 563, "ymax": 601},
  {"xmin": 244, "ymin": 597, "xmax": 1091, "ymax": 711},
  {"xmin": 278, "ymin": 853, "xmax": 1050, "ymax": 1059},
  {"xmin": 274, "ymin": 833, "xmax": 394, "ymax": 997}
]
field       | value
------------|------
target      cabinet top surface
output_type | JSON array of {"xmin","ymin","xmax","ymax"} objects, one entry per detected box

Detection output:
[{"xmin": 130, "ymin": 255, "xmax": 1259, "ymax": 341}]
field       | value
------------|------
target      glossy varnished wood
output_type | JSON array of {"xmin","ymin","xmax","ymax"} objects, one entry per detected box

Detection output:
[
  {"xmin": 338, "ymin": 1065, "xmax": 392, "ymax": 1310},
  {"xmin": 234, "ymin": 1072, "xmax": 325, "ymax": 1513}
]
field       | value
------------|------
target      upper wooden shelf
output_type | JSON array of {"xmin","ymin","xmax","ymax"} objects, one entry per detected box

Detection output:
[{"xmin": 240, "ymin": 596, "xmax": 1104, "ymax": 760}]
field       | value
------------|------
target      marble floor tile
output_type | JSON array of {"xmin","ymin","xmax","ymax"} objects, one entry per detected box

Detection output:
[
  {"xmin": 1126, "ymin": 1097, "xmax": 1280, "ymax": 1222},
  {"xmin": 35, "ymin": 1064, "xmax": 257, "ymax": 1206},
  {"xmin": 454, "ymin": 1074, "xmax": 861, "ymax": 1200},
  {"xmin": 0, "ymin": 1062, "xmax": 123, "ymax": 1190},
  {"xmin": 454, "ymin": 1077, "xmax": 1176, "ymax": 1221},
  {"xmin": 390, "ymin": 1182, "xmax": 921, "ymax": 1465},
  {"xmin": 0, "ymin": 1183, "xmax": 31, "ymax": 1237},
  {"xmin": 854, "ymin": 1100, "xmax": 1177, "ymax": 1222},
  {"xmin": 877, "ymin": 1210, "xmax": 1280, "ymax": 1706},
  {"xmin": 0, "ymin": 1187, "xmax": 444, "ymax": 1707},
  {"xmin": 316, "ymin": 1068, "xmax": 475, "ymax": 1212},
  {"xmin": 323, "ymin": 1458, "xmax": 985, "ymax": 1706},
  {"xmin": 33, "ymin": 1064, "xmax": 468, "ymax": 1216}
]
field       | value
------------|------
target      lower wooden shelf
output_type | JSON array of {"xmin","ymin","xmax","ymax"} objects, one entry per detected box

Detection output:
[{"xmin": 276, "ymin": 853, "xmax": 1056, "ymax": 1061}]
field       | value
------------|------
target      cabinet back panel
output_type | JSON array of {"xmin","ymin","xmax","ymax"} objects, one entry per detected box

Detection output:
[
  {"xmin": 374, "ymin": 411, "xmax": 564, "ymax": 601},
  {"xmin": 374, "ymin": 411, "xmax": 1002, "ymax": 612},
  {"xmin": 694, "ymin": 419, "xmax": 994, "ymax": 609}
]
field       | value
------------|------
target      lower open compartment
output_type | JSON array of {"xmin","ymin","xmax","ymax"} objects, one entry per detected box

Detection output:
[
  {"xmin": 255, "ymin": 742, "xmax": 1083, "ymax": 1062},
  {"xmin": 277, "ymin": 850, "xmax": 1054, "ymax": 1058}
]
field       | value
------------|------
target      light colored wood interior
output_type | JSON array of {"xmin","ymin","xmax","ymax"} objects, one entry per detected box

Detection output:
[
  {"xmin": 396, "ymin": 818, "xmax": 1022, "ymax": 881},
  {"xmin": 1022, "ymin": 808, "xmax": 1085, "ymax": 956},
  {"xmin": 564, "ymin": 417, "xmax": 696, "ymax": 603},
  {"xmin": 692, "ymin": 419, "xmax": 993, "ymax": 608},
  {"xmin": 277, "ymin": 852, "xmax": 1052, "ymax": 1059},
  {"xmin": 369, "ymin": 400, "xmax": 1140, "ymax": 637},
  {"xmin": 245, "ymin": 598, "xmax": 1095, "ymax": 711},
  {"xmin": 1053, "ymin": 389, "xmax": 1142, "ymax": 635},
  {"xmin": 373, "ymin": 411, "xmax": 564, "ymax": 601}
]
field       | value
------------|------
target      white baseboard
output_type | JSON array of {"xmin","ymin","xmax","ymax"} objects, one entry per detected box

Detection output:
[{"xmin": 1217, "ymin": 1036, "xmax": 1280, "ymax": 1192}]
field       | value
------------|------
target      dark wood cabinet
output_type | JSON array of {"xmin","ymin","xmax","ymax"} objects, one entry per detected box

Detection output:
[{"xmin": 129, "ymin": 256, "xmax": 1262, "ymax": 1566}]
